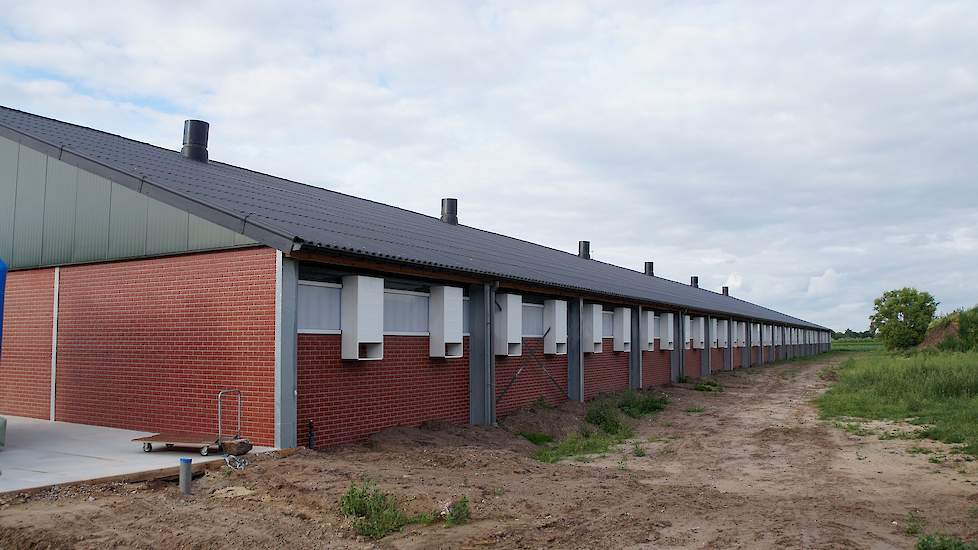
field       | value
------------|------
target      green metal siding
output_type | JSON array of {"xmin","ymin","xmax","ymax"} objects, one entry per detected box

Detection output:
[
  {"xmin": 0, "ymin": 136, "xmax": 16, "ymax": 263},
  {"xmin": 0, "ymin": 135, "xmax": 257, "ymax": 269},
  {"xmin": 11, "ymin": 146, "xmax": 46, "ymax": 268},
  {"xmin": 41, "ymin": 157, "xmax": 78, "ymax": 265},
  {"xmin": 72, "ymin": 170, "xmax": 112, "ymax": 263}
]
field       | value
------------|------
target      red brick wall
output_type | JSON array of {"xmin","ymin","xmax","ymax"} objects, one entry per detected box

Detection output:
[
  {"xmin": 583, "ymin": 338, "xmax": 629, "ymax": 400},
  {"xmin": 53, "ymin": 248, "xmax": 277, "ymax": 445},
  {"xmin": 0, "ymin": 268, "xmax": 54, "ymax": 419},
  {"xmin": 732, "ymin": 347, "xmax": 743, "ymax": 369},
  {"xmin": 642, "ymin": 340, "xmax": 671, "ymax": 387},
  {"xmin": 495, "ymin": 338, "xmax": 568, "ymax": 416},
  {"xmin": 297, "ymin": 334, "xmax": 469, "ymax": 449},
  {"xmin": 710, "ymin": 348, "xmax": 725, "ymax": 373},
  {"xmin": 684, "ymin": 348, "xmax": 702, "ymax": 379},
  {"xmin": 752, "ymin": 346, "xmax": 760, "ymax": 365}
]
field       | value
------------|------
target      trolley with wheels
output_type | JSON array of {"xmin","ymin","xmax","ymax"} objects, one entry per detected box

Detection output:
[{"xmin": 132, "ymin": 389, "xmax": 243, "ymax": 456}]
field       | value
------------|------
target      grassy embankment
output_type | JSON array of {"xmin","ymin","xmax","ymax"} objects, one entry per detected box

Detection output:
[
  {"xmin": 818, "ymin": 350, "xmax": 978, "ymax": 455},
  {"xmin": 831, "ymin": 338, "xmax": 884, "ymax": 352}
]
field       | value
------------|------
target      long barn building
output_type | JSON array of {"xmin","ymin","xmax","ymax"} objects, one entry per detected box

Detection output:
[{"xmin": 0, "ymin": 107, "xmax": 831, "ymax": 449}]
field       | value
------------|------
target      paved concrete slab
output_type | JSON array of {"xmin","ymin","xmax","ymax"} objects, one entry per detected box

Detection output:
[{"xmin": 0, "ymin": 416, "xmax": 271, "ymax": 493}]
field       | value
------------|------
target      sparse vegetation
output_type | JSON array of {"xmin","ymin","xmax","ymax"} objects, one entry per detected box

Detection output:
[
  {"xmin": 632, "ymin": 442, "xmax": 646, "ymax": 457},
  {"xmin": 818, "ymin": 352, "xmax": 978, "ymax": 455},
  {"xmin": 444, "ymin": 496, "xmax": 470, "ymax": 527},
  {"xmin": 916, "ymin": 533, "xmax": 978, "ymax": 550},
  {"xmin": 340, "ymin": 479, "xmax": 413, "ymax": 539},
  {"xmin": 685, "ymin": 406, "xmax": 705, "ymax": 413},
  {"xmin": 905, "ymin": 511, "xmax": 927, "ymax": 536},
  {"xmin": 533, "ymin": 431, "xmax": 625, "ymax": 463},
  {"xmin": 617, "ymin": 389, "xmax": 669, "ymax": 418},
  {"xmin": 832, "ymin": 338, "xmax": 884, "ymax": 352},
  {"xmin": 518, "ymin": 431, "xmax": 553, "ymax": 445},
  {"xmin": 694, "ymin": 379, "xmax": 724, "ymax": 392}
]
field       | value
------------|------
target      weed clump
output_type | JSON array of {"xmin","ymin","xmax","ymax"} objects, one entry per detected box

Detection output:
[
  {"xmin": 444, "ymin": 496, "xmax": 471, "ymax": 526},
  {"xmin": 694, "ymin": 379, "xmax": 724, "ymax": 392},
  {"xmin": 916, "ymin": 533, "xmax": 978, "ymax": 550},
  {"xmin": 618, "ymin": 389, "xmax": 669, "ymax": 418},
  {"xmin": 586, "ymin": 400, "xmax": 632, "ymax": 437},
  {"xmin": 517, "ymin": 431, "xmax": 554, "ymax": 445},
  {"xmin": 340, "ymin": 479, "xmax": 410, "ymax": 539}
]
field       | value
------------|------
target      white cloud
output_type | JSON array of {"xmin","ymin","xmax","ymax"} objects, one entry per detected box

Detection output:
[{"xmin": 1, "ymin": 0, "xmax": 976, "ymax": 331}]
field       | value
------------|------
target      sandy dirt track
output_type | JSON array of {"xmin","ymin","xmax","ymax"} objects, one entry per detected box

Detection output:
[{"xmin": 2, "ymin": 354, "xmax": 977, "ymax": 549}]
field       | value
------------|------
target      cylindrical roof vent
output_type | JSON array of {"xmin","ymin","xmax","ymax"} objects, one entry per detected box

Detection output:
[
  {"xmin": 644, "ymin": 261, "xmax": 654, "ymax": 276},
  {"xmin": 578, "ymin": 240, "xmax": 590, "ymax": 259},
  {"xmin": 181, "ymin": 120, "xmax": 209, "ymax": 162},
  {"xmin": 690, "ymin": 276, "xmax": 699, "ymax": 288},
  {"xmin": 722, "ymin": 286, "xmax": 729, "ymax": 296},
  {"xmin": 440, "ymin": 198, "xmax": 458, "ymax": 225}
]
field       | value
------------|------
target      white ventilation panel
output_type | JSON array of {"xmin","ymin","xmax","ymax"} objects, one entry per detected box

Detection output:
[
  {"xmin": 429, "ymin": 286, "xmax": 464, "ymax": 358},
  {"xmin": 640, "ymin": 310, "xmax": 655, "ymax": 351},
  {"xmin": 341, "ymin": 275, "xmax": 385, "ymax": 360},
  {"xmin": 718, "ymin": 319, "xmax": 729, "ymax": 347},
  {"xmin": 692, "ymin": 316, "xmax": 706, "ymax": 349},
  {"xmin": 582, "ymin": 303, "xmax": 603, "ymax": 353},
  {"xmin": 659, "ymin": 312, "xmax": 675, "ymax": 350},
  {"xmin": 613, "ymin": 307, "xmax": 631, "ymax": 352},
  {"xmin": 735, "ymin": 321, "xmax": 746, "ymax": 348},
  {"xmin": 683, "ymin": 315, "xmax": 692, "ymax": 350},
  {"xmin": 710, "ymin": 318, "xmax": 719, "ymax": 349},
  {"xmin": 494, "ymin": 293, "xmax": 522, "ymax": 356},
  {"xmin": 543, "ymin": 299, "xmax": 568, "ymax": 355}
]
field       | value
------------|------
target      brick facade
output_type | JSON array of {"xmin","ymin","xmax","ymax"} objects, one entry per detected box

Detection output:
[
  {"xmin": 297, "ymin": 334, "xmax": 469, "ymax": 449},
  {"xmin": 710, "ymin": 348, "xmax": 725, "ymax": 373},
  {"xmin": 642, "ymin": 341, "xmax": 671, "ymax": 387},
  {"xmin": 0, "ymin": 268, "xmax": 54, "ymax": 419},
  {"xmin": 583, "ymin": 338, "xmax": 630, "ymax": 400},
  {"xmin": 1, "ymin": 248, "xmax": 278, "ymax": 445},
  {"xmin": 733, "ymin": 347, "xmax": 743, "ymax": 369},
  {"xmin": 684, "ymin": 348, "xmax": 702, "ymax": 379},
  {"xmin": 495, "ymin": 338, "xmax": 568, "ymax": 416}
]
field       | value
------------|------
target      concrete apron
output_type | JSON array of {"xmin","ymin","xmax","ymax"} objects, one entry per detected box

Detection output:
[{"xmin": 0, "ymin": 415, "xmax": 274, "ymax": 493}]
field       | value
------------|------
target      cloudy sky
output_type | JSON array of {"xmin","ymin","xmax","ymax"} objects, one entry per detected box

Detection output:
[{"xmin": 1, "ymin": 1, "xmax": 976, "ymax": 330}]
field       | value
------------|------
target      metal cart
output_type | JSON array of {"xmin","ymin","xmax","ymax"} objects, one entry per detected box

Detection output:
[{"xmin": 132, "ymin": 389, "xmax": 243, "ymax": 456}]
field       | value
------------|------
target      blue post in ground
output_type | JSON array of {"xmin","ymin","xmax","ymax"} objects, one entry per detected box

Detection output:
[{"xmin": 179, "ymin": 457, "xmax": 192, "ymax": 495}]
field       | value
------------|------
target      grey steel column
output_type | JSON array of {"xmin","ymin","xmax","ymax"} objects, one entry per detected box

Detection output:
[
  {"xmin": 630, "ymin": 306, "xmax": 642, "ymax": 389},
  {"xmin": 701, "ymin": 315, "xmax": 711, "ymax": 377},
  {"xmin": 469, "ymin": 283, "xmax": 496, "ymax": 424},
  {"xmin": 568, "ymin": 297, "xmax": 585, "ymax": 402},
  {"xmin": 671, "ymin": 311, "xmax": 682, "ymax": 382},
  {"xmin": 744, "ymin": 320, "xmax": 752, "ymax": 368},
  {"xmin": 725, "ymin": 317, "xmax": 733, "ymax": 370},
  {"xmin": 274, "ymin": 255, "xmax": 299, "ymax": 449}
]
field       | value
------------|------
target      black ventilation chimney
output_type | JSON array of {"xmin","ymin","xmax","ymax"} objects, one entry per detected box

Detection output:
[
  {"xmin": 440, "ymin": 198, "xmax": 458, "ymax": 225},
  {"xmin": 722, "ymin": 286, "xmax": 729, "ymax": 296},
  {"xmin": 690, "ymin": 276, "xmax": 699, "ymax": 288},
  {"xmin": 181, "ymin": 120, "xmax": 209, "ymax": 162},
  {"xmin": 578, "ymin": 240, "xmax": 590, "ymax": 259},
  {"xmin": 644, "ymin": 262, "xmax": 654, "ymax": 276}
]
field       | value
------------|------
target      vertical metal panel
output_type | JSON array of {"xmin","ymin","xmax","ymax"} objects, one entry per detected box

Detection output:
[
  {"xmin": 145, "ymin": 199, "xmax": 189, "ymax": 255},
  {"xmin": 188, "ymin": 214, "xmax": 237, "ymax": 250},
  {"xmin": 629, "ymin": 305, "xmax": 641, "ymax": 389},
  {"xmin": 41, "ymin": 158, "xmax": 78, "ymax": 265},
  {"xmin": 468, "ymin": 283, "xmax": 495, "ymax": 424},
  {"xmin": 72, "ymin": 170, "xmax": 111, "ymax": 263},
  {"xmin": 107, "ymin": 183, "xmax": 148, "ymax": 258},
  {"xmin": 567, "ymin": 298, "xmax": 584, "ymax": 402},
  {"xmin": 275, "ymin": 253, "xmax": 299, "ymax": 449},
  {"xmin": 0, "ymin": 137, "xmax": 17, "ymax": 263},
  {"xmin": 11, "ymin": 144, "xmax": 46, "ymax": 268}
]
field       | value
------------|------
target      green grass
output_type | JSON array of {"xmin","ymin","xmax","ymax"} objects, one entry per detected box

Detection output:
[
  {"xmin": 917, "ymin": 534, "xmax": 978, "ymax": 549},
  {"xmin": 632, "ymin": 442, "xmax": 646, "ymax": 457},
  {"xmin": 517, "ymin": 431, "xmax": 553, "ymax": 445},
  {"xmin": 340, "ymin": 479, "xmax": 414, "ymax": 539},
  {"xmin": 905, "ymin": 511, "xmax": 927, "ymax": 535},
  {"xmin": 817, "ymin": 351, "xmax": 978, "ymax": 455},
  {"xmin": 444, "ymin": 496, "xmax": 470, "ymax": 527},
  {"xmin": 832, "ymin": 338, "xmax": 884, "ymax": 352},
  {"xmin": 533, "ymin": 390, "xmax": 668, "ymax": 463},
  {"xmin": 694, "ymin": 379, "xmax": 724, "ymax": 392},
  {"xmin": 685, "ymin": 406, "xmax": 705, "ymax": 413}
]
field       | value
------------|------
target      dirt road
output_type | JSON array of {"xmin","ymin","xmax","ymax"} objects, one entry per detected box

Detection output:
[{"xmin": 2, "ymin": 354, "xmax": 977, "ymax": 549}]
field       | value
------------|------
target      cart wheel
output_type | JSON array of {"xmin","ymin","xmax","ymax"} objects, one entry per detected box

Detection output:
[
  {"xmin": 200, "ymin": 446, "xmax": 209, "ymax": 456},
  {"xmin": 142, "ymin": 442, "xmax": 152, "ymax": 453}
]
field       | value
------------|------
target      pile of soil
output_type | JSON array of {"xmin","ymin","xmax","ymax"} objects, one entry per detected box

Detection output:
[
  {"xmin": 497, "ymin": 400, "xmax": 587, "ymax": 441},
  {"xmin": 921, "ymin": 319, "xmax": 960, "ymax": 349}
]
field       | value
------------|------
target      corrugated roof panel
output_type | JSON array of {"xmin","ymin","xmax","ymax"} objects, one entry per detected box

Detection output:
[{"xmin": 0, "ymin": 105, "xmax": 826, "ymax": 329}]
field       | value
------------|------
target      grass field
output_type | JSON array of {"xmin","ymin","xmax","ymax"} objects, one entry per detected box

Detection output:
[
  {"xmin": 818, "ymin": 351, "xmax": 978, "ymax": 455},
  {"xmin": 831, "ymin": 338, "xmax": 884, "ymax": 352}
]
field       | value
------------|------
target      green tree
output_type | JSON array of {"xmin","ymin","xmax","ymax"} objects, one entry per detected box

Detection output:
[{"xmin": 869, "ymin": 288, "xmax": 938, "ymax": 350}]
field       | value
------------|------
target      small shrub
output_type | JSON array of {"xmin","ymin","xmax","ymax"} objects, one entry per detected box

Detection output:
[
  {"xmin": 685, "ymin": 406, "xmax": 705, "ymax": 413},
  {"xmin": 618, "ymin": 390, "xmax": 669, "ymax": 418},
  {"xmin": 517, "ymin": 431, "xmax": 553, "ymax": 445},
  {"xmin": 632, "ymin": 442, "xmax": 646, "ymax": 457},
  {"xmin": 340, "ymin": 479, "xmax": 409, "ymax": 540},
  {"xmin": 917, "ymin": 533, "xmax": 978, "ymax": 550},
  {"xmin": 905, "ymin": 511, "xmax": 926, "ymax": 536},
  {"xmin": 444, "ymin": 496, "xmax": 471, "ymax": 527},
  {"xmin": 586, "ymin": 400, "xmax": 631, "ymax": 436}
]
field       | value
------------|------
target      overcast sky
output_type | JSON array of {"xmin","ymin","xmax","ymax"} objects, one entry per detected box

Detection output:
[{"xmin": 2, "ymin": 1, "xmax": 976, "ymax": 331}]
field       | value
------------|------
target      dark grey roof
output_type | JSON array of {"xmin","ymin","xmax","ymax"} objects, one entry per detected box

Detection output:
[{"xmin": 0, "ymin": 105, "xmax": 826, "ymax": 329}]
